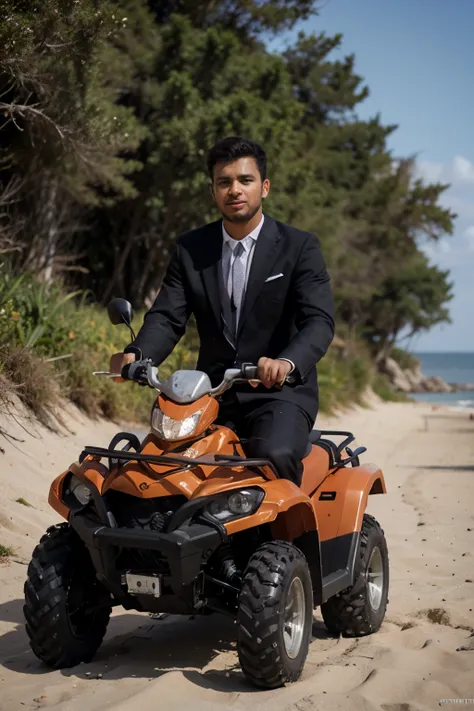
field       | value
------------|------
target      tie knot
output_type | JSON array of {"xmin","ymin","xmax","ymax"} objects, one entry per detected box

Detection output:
[{"xmin": 234, "ymin": 241, "xmax": 245, "ymax": 257}]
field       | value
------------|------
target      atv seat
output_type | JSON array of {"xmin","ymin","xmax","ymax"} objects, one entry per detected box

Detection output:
[
  {"xmin": 300, "ymin": 430, "xmax": 347, "ymax": 496},
  {"xmin": 303, "ymin": 430, "xmax": 341, "ymax": 467},
  {"xmin": 303, "ymin": 429, "xmax": 321, "ymax": 457},
  {"xmin": 300, "ymin": 442, "xmax": 331, "ymax": 496}
]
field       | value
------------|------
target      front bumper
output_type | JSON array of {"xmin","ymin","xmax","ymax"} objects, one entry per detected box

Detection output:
[{"xmin": 69, "ymin": 511, "xmax": 225, "ymax": 600}]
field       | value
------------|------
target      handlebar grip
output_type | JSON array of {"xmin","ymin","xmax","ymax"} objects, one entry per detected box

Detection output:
[
  {"xmin": 241, "ymin": 362, "xmax": 298, "ymax": 386},
  {"xmin": 241, "ymin": 364, "xmax": 259, "ymax": 380},
  {"xmin": 121, "ymin": 360, "xmax": 150, "ymax": 383}
]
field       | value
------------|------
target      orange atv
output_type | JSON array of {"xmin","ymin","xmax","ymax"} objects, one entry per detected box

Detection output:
[{"xmin": 24, "ymin": 299, "xmax": 389, "ymax": 689}]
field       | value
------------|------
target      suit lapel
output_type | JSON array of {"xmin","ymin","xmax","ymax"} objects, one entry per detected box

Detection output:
[
  {"xmin": 200, "ymin": 221, "xmax": 223, "ymax": 331},
  {"xmin": 237, "ymin": 215, "xmax": 281, "ymax": 340}
]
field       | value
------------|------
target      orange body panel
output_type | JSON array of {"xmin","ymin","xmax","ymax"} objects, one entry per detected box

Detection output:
[
  {"xmin": 300, "ymin": 446, "xmax": 331, "ymax": 496},
  {"xmin": 47, "ymin": 407, "xmax": 385, "ymax": 544},
  {"xmin": 313, "ymin": 463, "xmax": 386, "ymax": 541},
  {"xmin": 224, "ymin": 479, "xmax": 317, "ymax": 536},
  {"xmin": 49, "ymin": 472, "xmax": 70, "ymax": 520},
  {"xmin": 48, "ymin": 459, "xmax": 109, "ymax": 520}
]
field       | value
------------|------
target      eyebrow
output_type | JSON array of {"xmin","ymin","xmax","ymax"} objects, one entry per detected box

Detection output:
[{"xmin": 217, "ymin": 174, "xmax": 255, "ymax": 181}]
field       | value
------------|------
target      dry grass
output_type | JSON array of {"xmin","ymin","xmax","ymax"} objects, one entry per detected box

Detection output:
[
  {"xmin": 0, "ymin": 543, "xmax": 15, "ymax": 560},
  {"xmin": 0, "ymin": 345, "xmax": 60, "ymax": 431}
]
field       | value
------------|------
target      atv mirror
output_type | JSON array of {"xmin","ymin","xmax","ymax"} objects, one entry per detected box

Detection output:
[{"xmin": 107, "ymin": 298, "xmax": 133, "ymax": 327}]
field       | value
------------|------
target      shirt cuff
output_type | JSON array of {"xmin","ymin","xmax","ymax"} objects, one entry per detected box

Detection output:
[
  {"xmin": 124, "ymin": 345, "xmax": 143, "ymax": 360},
  {"xmin": 279, "ymin": 358, "xmax": 295, "ymax": 374}
]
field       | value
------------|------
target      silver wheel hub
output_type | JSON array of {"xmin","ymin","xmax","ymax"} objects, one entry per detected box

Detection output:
[
  {"xmin": 283, "ymin": 576, "xmax": 306, "ymax": 659},
  {"xmin": 367, "ymin": 546, "xmax": 384, "ymax": 611}
]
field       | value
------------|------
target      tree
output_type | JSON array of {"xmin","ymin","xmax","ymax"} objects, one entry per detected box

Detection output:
[
  {"xmin": 0, "ymin": 0, "xmax": 144, "ymax": 281},
  {"xmin": 83, "ymin": 10, "xmax": 303, "ymax": 304},
  {"xmin": 0, "ymin": 0, "xmax": 456, "ymax": 363},
  {"xmin": 365, "ymin": 253, "xmax": 453, "ymax": 361}
]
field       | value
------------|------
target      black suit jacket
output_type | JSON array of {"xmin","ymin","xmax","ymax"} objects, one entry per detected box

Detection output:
[{"xmin": 127, "ymin": 214, "xmax": 335, "ymax": 422}]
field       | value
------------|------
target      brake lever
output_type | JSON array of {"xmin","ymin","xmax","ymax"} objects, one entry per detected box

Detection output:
[
  {"xmin": 272, "ymin": 373, "xmax": 297, "ymax": 390},
  {"xmin": 92, "ymin": 371, "xmax": 122, "ymax": 378}
]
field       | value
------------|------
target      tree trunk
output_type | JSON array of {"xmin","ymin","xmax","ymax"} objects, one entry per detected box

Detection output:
[{"xmin": 42, "ymin": 181, "xmax": 58, "ymax": 286}]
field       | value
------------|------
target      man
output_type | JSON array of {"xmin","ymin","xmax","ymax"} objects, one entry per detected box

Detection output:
[{"xmin": 110, "ymin": 136, "xmax": 335, "ymax": 485}]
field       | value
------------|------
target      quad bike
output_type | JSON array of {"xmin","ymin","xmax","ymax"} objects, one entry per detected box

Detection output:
[{"xmin": 24, "ymin": 298, "xmax": 389, "ymax": 689}]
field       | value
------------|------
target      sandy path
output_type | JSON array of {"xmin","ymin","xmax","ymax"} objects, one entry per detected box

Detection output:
[{"xmin": 1, "ymin": 398, "xmax": 473, "ymax": 710}]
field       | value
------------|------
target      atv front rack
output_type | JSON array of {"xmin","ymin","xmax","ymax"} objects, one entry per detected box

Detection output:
[
  {"xmin": 82, "ymin": 426, "xmax": 361, "ymax": 479},
  {"xmin": 81, "ymin": 445, "xmax": 280, "ymax": 479}
]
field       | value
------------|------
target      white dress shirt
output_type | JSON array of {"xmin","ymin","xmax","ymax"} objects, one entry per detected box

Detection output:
[
  {"xmin": 221, "ymin": 214, "xmax": 265, "ymax": 330},
  {"xmin": 220, "ymin": 215, "xmax": 294, "ymax": 375}
]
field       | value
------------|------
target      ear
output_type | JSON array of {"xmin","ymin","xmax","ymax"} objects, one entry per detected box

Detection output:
[
  {"xmin": 261, "ymin": 178, "xmax": 270, "ymax": 199},
  {"xmin": 209, "ymin": 183, "xmax": 216, "ymax": 203}
]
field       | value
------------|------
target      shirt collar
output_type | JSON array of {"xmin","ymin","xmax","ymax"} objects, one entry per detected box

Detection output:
[{"xmin": 222, "ymin": 214, "xmax": 265, "ymax": 252}]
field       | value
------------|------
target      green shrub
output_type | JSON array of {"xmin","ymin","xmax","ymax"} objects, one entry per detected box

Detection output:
[
  {"xmin": 0, "ymin": 261, "xmax": 198, "ymax": 423},
  {"xmin": 318, "ymin": 349, "xmax": 372, "ymax": 414},
  {"xmin": 372, "ymin": 373, "xmax": 410, "ymax": 402}
]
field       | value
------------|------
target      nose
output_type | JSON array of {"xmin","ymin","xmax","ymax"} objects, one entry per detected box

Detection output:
[{"xmin": 228, "ymin": 181, "xmax": 242, "ymax": 197}]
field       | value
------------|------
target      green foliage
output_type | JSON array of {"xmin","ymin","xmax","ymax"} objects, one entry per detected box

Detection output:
[
  {"xmin": 0, "ymin": 261, "xmax": 197, "ymax": 422},
  {"xmin": 372, "ymin": 374, "xmax": 410, "ymax": 403},
  {"xmin": 16, "ymin": 497, "xmax": 32, "ymax": 507},
  {"xmin": 317, "ymin": 348, "xmax": 372, "ymax": 414}
]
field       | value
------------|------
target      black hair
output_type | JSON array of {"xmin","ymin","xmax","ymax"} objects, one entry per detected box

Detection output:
[{"xmin": 207, "ymin": 136, "xmax": 267, "ymax": 182}]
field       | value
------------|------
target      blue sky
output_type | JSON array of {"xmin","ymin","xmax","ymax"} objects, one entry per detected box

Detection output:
[{"xmin": 272, "ymin": 0, "xmax": 474, "ymax": 352}]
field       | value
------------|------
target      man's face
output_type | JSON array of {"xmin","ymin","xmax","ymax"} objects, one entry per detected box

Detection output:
[{"xmin": 211, "ymin": 157, "xmax": 270, "ymax": 223}]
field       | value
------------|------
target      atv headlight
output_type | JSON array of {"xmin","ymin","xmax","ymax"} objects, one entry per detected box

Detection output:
[
  {"xmin": 207, "ymin": 488, "xmax": 265, "ymax": 522},
  {"xmin": 68, "ymin": 475, "xmax": 92, "ymax": 506},
  {"xmin": 151, "ymin": 407, "xmax": 201, "ymax": 441}
]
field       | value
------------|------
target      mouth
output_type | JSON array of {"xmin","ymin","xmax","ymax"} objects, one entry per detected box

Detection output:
[{"xmin": 226, "ymin": 201, "xmax": 246, "ymax": 208}]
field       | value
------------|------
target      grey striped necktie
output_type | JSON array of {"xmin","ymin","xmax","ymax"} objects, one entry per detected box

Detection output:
[{"xmin": 227, "ymin": 241, "xmax": 246, "ymax": 336}]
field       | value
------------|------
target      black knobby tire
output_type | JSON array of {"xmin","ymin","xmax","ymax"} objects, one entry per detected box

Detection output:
[
  {"xmin": 24, "ymin": 523, "xmax": 112, "ymax": 668},
  {"xmin": 237, "ymin": 541, "xmax": 313, "ymax": 689},
  {"xmin": 321, "ymin": 514, "xmax": 389, "ymax": 637}
]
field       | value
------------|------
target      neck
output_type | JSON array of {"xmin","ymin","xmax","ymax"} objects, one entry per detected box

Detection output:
[{"xmin": 222, "ymin": 207, "xmax": 263, "ymax": 240}]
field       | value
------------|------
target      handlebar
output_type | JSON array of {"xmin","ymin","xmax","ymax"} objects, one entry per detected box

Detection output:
[
  {"xmin": 241, "ymin": 364, "xmax": 259, "ymax": 380},
  {"xmin": 94, "ymin": 360, "xmax": 296, "ymax": 396}
]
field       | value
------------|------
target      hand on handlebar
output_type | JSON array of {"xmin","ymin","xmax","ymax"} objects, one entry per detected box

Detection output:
[
  {"xmin": 253, "ymin": 357, "xmax": 293, "ymax": 389},
  {"xmin": 109, "ymin": 351, "xmax": 136, "ymax": 381}
]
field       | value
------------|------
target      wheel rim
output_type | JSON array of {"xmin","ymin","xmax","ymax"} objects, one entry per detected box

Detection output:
[
  {"xmin": 367, "ymin": 546, "xmax": 384, "ymax": 611},
  {"xmin": 283, "ymin": 576, "xmax": 306, "ymax": 659}
]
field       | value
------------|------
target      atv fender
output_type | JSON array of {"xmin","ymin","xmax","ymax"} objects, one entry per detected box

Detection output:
[
  {"xmin": 48, "ymin": 459, "xmax": 109, "ymax": 521},
  {"xmin": 48, "ymin": 471, "xmax": 70, "ymax": 521},
  {"xmin": 314, "ymin": 463, "xmax": 386, "ymax": 542},
  {"xmin": 224, "ymin": 479, "xmax": 317, "ymax": 538}
]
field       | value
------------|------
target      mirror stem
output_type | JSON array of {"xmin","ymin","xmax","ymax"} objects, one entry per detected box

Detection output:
[{"xmin": 121, "ymin": 313, "xmax": 136, "ymax": 341}]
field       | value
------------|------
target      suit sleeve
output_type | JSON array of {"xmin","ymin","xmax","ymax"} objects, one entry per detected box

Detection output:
[
  {"xmin": 277, "ymin": 235, "xmax": 335, "ymax": 381},
  {"xmin": 125, "ymin": 243, "xmax": 191, "ymax": 365}
]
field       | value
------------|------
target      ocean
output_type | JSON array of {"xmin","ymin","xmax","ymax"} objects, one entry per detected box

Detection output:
[{"xmin": 411, "ymin": 352, "xmax": 474, "ymax": 407}]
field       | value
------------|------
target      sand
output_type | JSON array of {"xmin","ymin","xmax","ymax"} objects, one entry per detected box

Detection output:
[{"xmin": 0, "ymin": 395, "xmax": 473, "ymax": 710}]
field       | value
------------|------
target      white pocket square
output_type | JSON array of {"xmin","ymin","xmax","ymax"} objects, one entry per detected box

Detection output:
[{"xmin": 265, "ymin": 273, "xmax": 284, "ymax": 283}]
